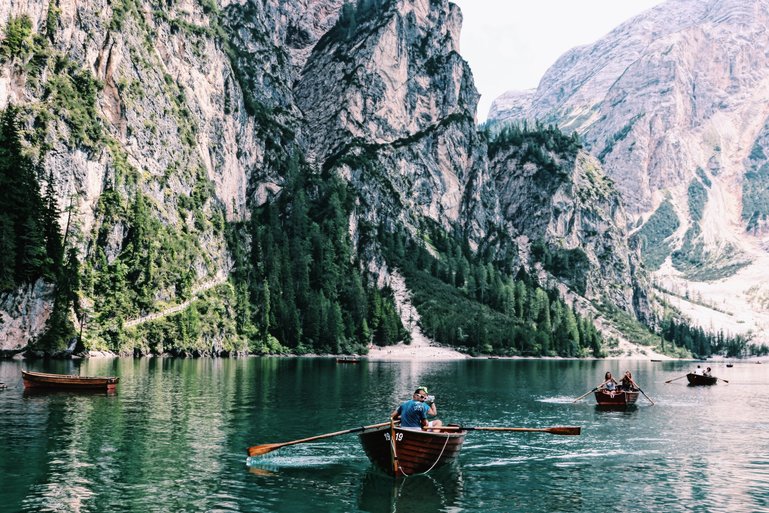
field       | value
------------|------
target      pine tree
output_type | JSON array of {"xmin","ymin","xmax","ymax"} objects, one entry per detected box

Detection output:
[{"xmin": 41, "ymin": 171, "xmax": 64, "ymax": 275}]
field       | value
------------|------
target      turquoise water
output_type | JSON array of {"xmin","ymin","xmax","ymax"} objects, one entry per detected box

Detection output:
[{"xmin": 1, "ymin": 358, "xmax": 768, "ymax": 512}]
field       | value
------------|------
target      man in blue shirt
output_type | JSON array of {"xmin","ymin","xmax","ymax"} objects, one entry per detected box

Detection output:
[{"xmin": 391, "ymin": 386, "xmax": 443, "ymax": 429}]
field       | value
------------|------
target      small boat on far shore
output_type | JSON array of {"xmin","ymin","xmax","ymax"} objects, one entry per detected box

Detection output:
[
  {"xmin": 336, "ymin": 356, "xmax": 360, "ymax": 364},
  {"xmin": 686, "ymin": 373, "xmax": 718, "ymax": 386},
  {"xmin": 594, "ymin": 389, "xmax": 639, "ymax": 407},
  {"xmin": 21, "ymin": 370, "xmax": 119, "ymax": 391}
]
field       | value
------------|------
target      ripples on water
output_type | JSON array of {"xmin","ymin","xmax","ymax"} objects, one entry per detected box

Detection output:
[{"xmin": 2, "ymin": 358, "xmax": 769, "ymax": 512}]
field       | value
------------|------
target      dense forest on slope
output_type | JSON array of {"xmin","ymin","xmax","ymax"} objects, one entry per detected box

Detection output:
[{"xmin": 379, "ymin": 225, "xmax": 604, "ymax": 357}]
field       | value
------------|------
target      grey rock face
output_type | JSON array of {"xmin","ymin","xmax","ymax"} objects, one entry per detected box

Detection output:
[
  {"xmin": 0, "ymin": 0, "xmax": 651, "ymax": 351},
  {"xmin": 490, "ymin": 0, "xmax": 769, "ymax": 275}
]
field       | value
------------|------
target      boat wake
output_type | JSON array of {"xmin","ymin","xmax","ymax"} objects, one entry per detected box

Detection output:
[{"xmin": 538, "ymin": 396, "xmax": 579, "ymax": 404}]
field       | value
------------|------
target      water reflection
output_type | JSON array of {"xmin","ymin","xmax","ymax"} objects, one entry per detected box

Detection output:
[
  {"xmin": 22, "ymin": 388, "xmax": 117, "ymax": 398},
  {"xmin": 357, "ymin": 465, "xmax": 464, "ymax": 513}
]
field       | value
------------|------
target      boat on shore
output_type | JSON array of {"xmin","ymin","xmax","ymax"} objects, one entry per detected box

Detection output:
[
  {"xmin": 336, "ymin": 356, "xmax": 360, "ymax": 364},
  {"xmin": 594, "ymin": 389, "xmax": 639, "ymax": 407},
  {"xmin": 21, "ymin": 370, "xmax": 119, "ymax": 391},
  {"xmin": 686, "ymin": 373, "xmax": 717, "ymax": 386},
  {"xmin": 359, "ymin": 424, "xmax": 467, "ymax": 476}
]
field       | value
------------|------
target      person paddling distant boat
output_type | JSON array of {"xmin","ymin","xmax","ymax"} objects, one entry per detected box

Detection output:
[
  {"xmin": 599, "ymin": 372, "xmax": 618, "ymax": 391},
  {"xmin": 620, "ymin": 370, "xmax": 639, "ymax": 391}
]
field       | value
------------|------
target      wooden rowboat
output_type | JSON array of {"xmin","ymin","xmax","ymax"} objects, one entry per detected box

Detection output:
[
  {"xmin": 359, "ymin": 425, "xmax": 467, "ymax": 477},
  {"xmin": 686, "ymin": 373, "xmax": 717, "ymax": 386},
  {"xmin": 594, "ymin": 389, "xmax": 639, "ymax": 407},
  {"xmin": 21, "ymin": 370, "xmax": 119, "ymax": 391},
  {"xmin": 336, "ymin": 356, "xmax": 360, "ymax": 364}
]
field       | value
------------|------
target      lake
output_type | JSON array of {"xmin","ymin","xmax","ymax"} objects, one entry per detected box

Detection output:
[{"xmin": 1, "ymin": 357, "xmax": 768, "ymax": 513}]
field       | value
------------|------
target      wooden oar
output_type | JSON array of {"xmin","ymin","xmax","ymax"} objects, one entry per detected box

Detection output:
[
  {"xmin": 717, "ymin": 377, "xmax": 729, "ymax": 383},
  {"xmin": 664, "ymin": 374, "xmax": 688, "ymax": 384},
  {"xmin": 635, "ymin": 386, "xmax": 655, "ymax": 405},
  {"xmin": 438, "ymin": 425, "xmax": 581, "ymax": 436},
  {"xmin": 573, "ymin": 387, "xmax": 598, "ymax": 402},
  {"xmin": 247, "ymin": 421, "xmax": 391, "ymax": 457}
]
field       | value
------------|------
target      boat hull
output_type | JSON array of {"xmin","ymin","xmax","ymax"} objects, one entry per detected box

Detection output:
[
  {"xmin": 686, "ymin": 373, "xmax": 717, "ymax": 386},
  {"xmin": 22, "ymin": 370, "xmax": 119, "ymax": 391},
  {"xmin": 594, "ymin": 389, "xmax": 639, "ymax": 407},
  {"xmin": 359, "ymin": 425, "xmax": 466, "ymax": 477}
]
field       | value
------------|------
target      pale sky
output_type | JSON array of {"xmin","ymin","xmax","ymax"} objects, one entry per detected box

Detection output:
[{"xmin": 451, "ymin": 0, "xmax": 666, "ymax": 121}]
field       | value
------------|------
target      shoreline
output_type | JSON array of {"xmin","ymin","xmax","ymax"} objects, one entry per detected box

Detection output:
[{"xmin": 4, "ymin": 345, "xmax": 765, "ymax": 363}]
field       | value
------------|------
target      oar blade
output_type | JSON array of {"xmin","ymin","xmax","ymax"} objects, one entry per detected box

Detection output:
[
  {"xmin": 547, "ymin": 426, "xmax": 581, "ymax": 436},
  {"xmin": 247, "ymin": 443, "xmax": 282, "ymax": 458}
]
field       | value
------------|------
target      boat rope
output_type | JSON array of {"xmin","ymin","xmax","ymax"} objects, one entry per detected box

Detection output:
[{"xmin": 398, "ymin": 430, "xmax": 452, "ymax": 477}]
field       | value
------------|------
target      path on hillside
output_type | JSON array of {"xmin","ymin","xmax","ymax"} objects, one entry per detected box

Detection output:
[{"xmin": 123, "ymin": 271, "xmax": 228, "ymax": 328}]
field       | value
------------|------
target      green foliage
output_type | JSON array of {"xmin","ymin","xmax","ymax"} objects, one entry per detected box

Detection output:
[
  {"xmin": 0, "ymin": 106, "xmax": 76, "ymax": 350},
  {"xmin": 599, "ymin": 299, "xmax": 686, "ymax": 357},
  {"xmin": 743, "ymin": 161, "xmax": 769, "ymax": 233},
  {"xmin": 695, "ymin": 167, "xmax": 711, "ymax": 188},
  {"xmin": 380, "ymin": 225, "xmax": 603, "ymax": 357},
  {"xmin": 245, "ymin": 151, "xmax": 404, "ymax": 354},
  {"xmin": 632, "ymin": 199, "xmax": 679, "ymax": 270},
  {"xmin": 687, "ymin": 178, "xmax": 707, "ymax": 223},
  {"xmin": 597, "ymin": 114, "xmax": 643, "ymax": 161},
  {"xmin": 487, "ymin": 121, "xmax": 582, "ymax": 168},
  {"xmin": 129, "ymin": 283, "xmax": 248, "ymax": 355},
  {"xmin": 531, "ymin": 240, "xmax": 590, "ymax": 295},
  {"xmin": 660, "ymin": 317, "xmax": 750, "ymax": 359},
  {"xmin": 0, "ymin": 106, "xmax": 60, "ymax": 290},
  {"xmin": 0, "ymin": 15, "xmax": 33, "ymax": 63},
  {"xmin": 81, "ymin": 162, "xmax": 222, "ymax": 352}
]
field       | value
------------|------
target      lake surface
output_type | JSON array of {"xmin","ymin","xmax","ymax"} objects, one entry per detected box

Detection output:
[{"xmin": 1, "ymin": 357, "xmax": 769, "ymax": 513}]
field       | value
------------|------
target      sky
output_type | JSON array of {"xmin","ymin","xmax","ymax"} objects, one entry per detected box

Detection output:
[{"xmin": 450, "ymin": 0, "xmax": 666, "ymax": 121}]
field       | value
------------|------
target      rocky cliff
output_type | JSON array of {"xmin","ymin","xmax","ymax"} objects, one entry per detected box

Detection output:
[
  {"xmin": 0, "ymin": 0, "xmax": 651, "ymax": 355},
  {"xmin": 489, "ymin": 0, "xmax": 769, "ymax": 342}
]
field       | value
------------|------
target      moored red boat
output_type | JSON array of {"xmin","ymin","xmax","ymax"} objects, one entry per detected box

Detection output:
[
  {"xmin": 21, "ymin": 370, "xmax": 119, "ymax": 391},
  {"xmin": 594, "ymin": 389, "xmax": 639, "ymax": 407},
  {"xmin": 686, "ymin": 373, "xmax": 717, "ymax": 386},
  {"xmin": 359, "ymin": 425, "xmax": 467, "ymax": 477}
]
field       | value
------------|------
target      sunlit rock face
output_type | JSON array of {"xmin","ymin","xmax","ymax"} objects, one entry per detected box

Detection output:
[
  {"xmin": 295, "ymin": 0, "xmax": 496, "ymax": 244},
  {"xmin": 489, "ymin": 0, "xmax": 769, "ymax": 340},
  {"xmin": 490, "ymin": 0, "xmax": 769, "ymax": 236},
  {"xmin": 0, "ymin": 0, "xmax": 651, "ymax": 350}
]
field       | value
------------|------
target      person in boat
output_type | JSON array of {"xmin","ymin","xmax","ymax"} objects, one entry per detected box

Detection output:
[
  {"xmin": 703, "ymin": 367, "xmax": 712, "ymax": 377},
  {"xmin": 620, "ymin": 370, "xmax": 638, "ymax": 391},
  {"xmin": 693, "ymin": 365, "xmax": 703, "ymax": 375},
  {"xmin": 391, "ymin": 386, "xmax": 443, "ymax": 430},
  {"xmin": 599, "ymin": 371, "xmax": 618, "ymax": 391}
]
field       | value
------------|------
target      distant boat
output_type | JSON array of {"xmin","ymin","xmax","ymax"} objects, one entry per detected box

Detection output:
[
  {"xmin": 0, "ymin": 382, "xmax": 6, "ymax": 390},
  {"xmin": 686, "ymin": 373, "xmax": 717, "ymax": 386},
  {"xmin": 336, "ymin": 356, "xmax": 360, "ymax": 364},
  {"xmin": 594, "ymin": 389, "xmax": 639, "ymax": 407},
  {"xmin": 359, "ymin": 424, "xmax": 467, "ymax": 476},
  {"xmin": 726, "ymin": 364, "xmax": 734, "ymax": 368},
  {"xmin": 650, "ymin": 359, "xmax": 662, "ymax": 362},
  {"xmin": 21, "ymin": 370, "xmax": 119, "ymax": 391}
]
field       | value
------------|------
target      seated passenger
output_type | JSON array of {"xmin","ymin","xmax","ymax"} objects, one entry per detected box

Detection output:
[
  {"xmin": 600, "ymin": 371, "xmax": 618, "ymax": 391},
  {"xmin": 620, "ymin": 370, "xmax": 637, "ymax": 391}
]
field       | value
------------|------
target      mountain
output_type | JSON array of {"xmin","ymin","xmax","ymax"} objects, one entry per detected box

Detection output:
[
  {"xmin": 488, "ymin": 0, "xmax": 769, "ymax": 345},
  {"xmin": 1, "ymin": 0, "xmax": 656, "ymax": 358}
]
